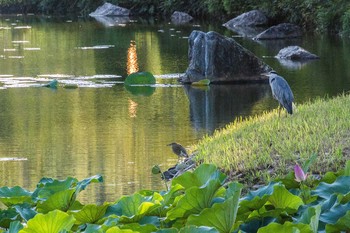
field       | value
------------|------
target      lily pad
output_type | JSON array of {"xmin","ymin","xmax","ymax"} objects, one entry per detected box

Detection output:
[{"xmin": 124, "ymin": 71, "xmax": 156, "ymax": 85}]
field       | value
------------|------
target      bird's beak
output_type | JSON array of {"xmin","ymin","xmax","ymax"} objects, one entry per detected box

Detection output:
[{"xmin": 261, "ymin": 72, "xmax": 270, "ymax": 77}]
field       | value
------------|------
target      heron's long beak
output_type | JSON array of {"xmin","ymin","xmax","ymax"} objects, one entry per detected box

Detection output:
[{"xmin": 261, "ymin": 72, "xmax": 270, "ymax": 77}]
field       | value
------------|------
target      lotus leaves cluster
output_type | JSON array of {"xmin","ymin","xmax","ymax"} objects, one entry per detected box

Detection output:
[{"xmin": 1, "ymin": 163, "xmax": 350, "ymax": 232}]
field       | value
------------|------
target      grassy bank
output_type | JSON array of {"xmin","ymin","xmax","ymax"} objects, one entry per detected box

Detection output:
[{"xmin": 194, "ymin": 93, "xmax": 350, "ymax": 187}]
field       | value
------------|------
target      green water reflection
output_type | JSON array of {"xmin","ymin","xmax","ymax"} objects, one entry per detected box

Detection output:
[{"xmin": 1, "ymin": 15, "xmax": 350, "ymax": 203}]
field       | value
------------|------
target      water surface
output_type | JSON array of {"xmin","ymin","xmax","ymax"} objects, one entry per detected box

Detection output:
[{"xmin": 0, "ymin": 15, "xmax": 350, "ymax": 203}]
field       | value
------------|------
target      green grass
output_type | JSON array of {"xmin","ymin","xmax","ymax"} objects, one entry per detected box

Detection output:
[{"xmin": 194, "ymin": 94, "xmax": 350, "ymax": 186}]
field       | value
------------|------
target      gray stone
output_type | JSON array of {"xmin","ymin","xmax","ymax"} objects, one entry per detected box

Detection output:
[
  {"xmin": 223, "ymin": 10, "xmax": 268, "ymax": 28},
  {"xmin": 180, "ymin": 30, "xmax": 271, "ymax": 83},
  {"xmin": 276, "ymin": 46, "xmax": 319, "ymax": 60},
  {"xmin": 254, "ymin": 23, "xmax": 302, "ymax": 40},
  {"xmin": 89, "ymin": 2, "xmax": 130, "ymax": 16},
  {"xmin": 91, "ymin": 16, "xmax": 130, "ymax": 27},
  {"xmin": 171, "ymin": 11, "xmax": 193, "ymax": 24}
]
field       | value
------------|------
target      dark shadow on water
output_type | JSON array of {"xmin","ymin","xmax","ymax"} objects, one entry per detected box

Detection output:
[
  {"xmin": 184, "ymin": 83, "xmax": 271, "ymax": 134},
  {"xmin": 254, "ymin": 38, "xmax": 303, "ymax": 53}
]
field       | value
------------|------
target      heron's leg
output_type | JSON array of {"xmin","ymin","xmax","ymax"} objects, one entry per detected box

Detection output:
[{"xmin": 278, "ymin": 105, "xmax": 281, "ymax": 117}]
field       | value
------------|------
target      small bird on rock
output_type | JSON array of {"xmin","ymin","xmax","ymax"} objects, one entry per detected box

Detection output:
[{"xmin": 167, "ymin": 142, "xmax": 189, "ymax": 159}]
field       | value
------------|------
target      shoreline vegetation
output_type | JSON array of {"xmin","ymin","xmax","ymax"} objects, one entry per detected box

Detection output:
[
  {"xmin": 193, "ymin": 93, "xmax": 350, "ymax": 189},
  {"xmin": 0, "ymin": 0, "xmax": 350, "ymax": 35}
]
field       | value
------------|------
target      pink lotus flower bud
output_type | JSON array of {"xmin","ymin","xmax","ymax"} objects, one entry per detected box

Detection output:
[{"xmin": 294, "ymin": 164, "xmax": 308, "ymax": 182}]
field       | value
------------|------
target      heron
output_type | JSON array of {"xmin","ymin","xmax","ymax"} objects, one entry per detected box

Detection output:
[
  {"xmin": 263, "ymin": 71, "xmax": 294, "ymax": 115},
  {"xmin": 167, "ymin": 142, "xmax": 189, "ymax": 159}
]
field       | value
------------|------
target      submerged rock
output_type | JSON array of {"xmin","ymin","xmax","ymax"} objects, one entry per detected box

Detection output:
[
  {"xmin": 276, "ymin": 46, "xmax": 319, "ymax": 60},
  {"xmin": 223, "ymin": 10, "xmax": 268, "ymax": 28},
  {"xmin": 171, "ymin": 11, "xmax": 193, "ymax": 24},
  {"xmin": 89, "ymin": 2, "xmax": 130, "ymax": 16},
  {"xmin": 42, "ymin": 79, "xmax": 58, "ymax": 88},
  {"xmin": 180, "ymin": 30, "xmax": 271, "ymax": 83},
  {"xmin": 254, "ymin": 23, "xmax": 302, "ymax": 40}
]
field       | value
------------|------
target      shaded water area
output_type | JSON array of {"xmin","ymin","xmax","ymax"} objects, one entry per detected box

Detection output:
[{"xmin": 1, "ymin": 15, "xmax": 350, "ymax": 203}]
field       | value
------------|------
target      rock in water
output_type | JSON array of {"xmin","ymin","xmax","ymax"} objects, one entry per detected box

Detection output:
[
  {"xmin": 223, "ymin": 10, "xmax": 268, "ymax": 28},
  {"xmin": 276, "ymin": 46, "xmax": 319, "ymax": 60},
  {"xmin": 89, "ymin": 2, "xmax": 130, "ymax": 16},
  {"xmin": 254, "ymin": 23, "xmax": 302, "ymax": 40},
  {"xmin": 171, "ymin": 11, "xmax": 193, "ymax": 24},
  {"xmin": 179, "ymin": 30, "xmax": 271, "ymax": 83}
]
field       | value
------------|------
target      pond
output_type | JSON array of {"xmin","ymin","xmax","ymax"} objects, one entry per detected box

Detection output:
[{"xmin": 0, "ymin": 15, "xmax": 350, "ymax": 204}]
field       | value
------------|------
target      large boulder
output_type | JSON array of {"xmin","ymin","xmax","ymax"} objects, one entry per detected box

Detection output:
[
  {"xmin": 89, "ymin": 2, "xmax": 130, "ymax": 16},
  {"xmin": 223, "ymin": 10, "xmax": 268, "ymax": 28},
  {"xmin": 171, "ymin": 11, "xmax": 193, "ymax": 24},
  {"xmin": 179, "ymin": 30, "xmax": 271, "ymax": 83},
  {"xmin": 254, "ymin": 23, "xmax": 302, "ymax": 40},
  {"xmin": 276, "ymin": 46, "xmax": 319, "ymax": 60}
]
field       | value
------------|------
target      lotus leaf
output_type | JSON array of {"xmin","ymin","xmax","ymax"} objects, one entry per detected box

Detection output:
[
  {"xmin": 75, "ymin": 175, "xmax": 103, "ymax": 193},
  {"xmin": 186, "ymin": 182, "xmax": 242, "ymax": 233},
  {"xmin": 8, "ymin": 220, "xmax": 24, "ymax": 233},
  {"xmin": 325, "ymin": 210, "xmax": 350, "ymax": 233},
  {"xmin": 171, "ymin": 164, "xmax": 226, "ymax": 189},
  {"xmin": 19, "ymin": 210, "xmax": 75, "ymax": 233},
  {"xmin": 267, "ymin": 184, "xmax": 303, "ymax": 211},
  {"xmin": 117, "ymin": 223, "xmax": 158, "ymax": 232},
  {"xmin": 257, "ymin": 222, "xmax": 312, "ymax": 233},
  {"xmin": 80, "ymin": 224, "xmax": 104, "ymax": 233},
  {"xmin": 319, "ymin": 195, "xmax": 350, "ymax": 225},
  {"xmin": 36, "ymin": 189, "xmax": 75, "ymax": 213},
  {"xmin": 0, "ymin": 208, "xmax": 20, "ymax": 229},
  {"xmin": 179, "ymin": 225, "xmax": 219, "ymax": 232},
  {"xmin": 166, "ymin": 179, "xmax": 224, "ymax": 220},
  {"xmin": 312, "ymin": 176, "xmax": 350, "ymax": 199},
  {"xmin": 33, "ymin": 177, "xmax": 77, "ymax": 201},
  {"xmin": 14, "ymin": 203, "xmax": 37, "ymax": 221},
  {"xmin": 243, "ymin": 182, "xmax": 277, "ymax": 201},
  {"xmin": 0, "ymin": 186, "xmax": 33, "ymax": 207},
  {"xmin": 297, "ymin": 205, "xmax": 321, "ymax": 233},
  {"xmin": 72, "ymin": 203, "xmax": 109, "ymax": 224},
  {"xmin": 107, "ymin": 193, "xmax": 158, "ymax": 223},
  {"xmin": 106, "ymin": 226, "xmax": 137, "ymax": 233}
]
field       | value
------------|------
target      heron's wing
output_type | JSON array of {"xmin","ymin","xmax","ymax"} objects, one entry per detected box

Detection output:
[{"xmin": 272, "ymin": 78, "xmax": 294, "ymax": 113}]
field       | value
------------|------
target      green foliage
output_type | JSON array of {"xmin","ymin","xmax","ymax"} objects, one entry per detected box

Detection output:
[
  {"xmin": 195, "ymin": 94, "xmax": 350, "ymax": 186},
  {"xmin": 0, "ymin": 0, "xmax": 349, "ymax": 34},
  {"xmin": 2, "ymin": 164, "xmax": 350, "ymax": 231},
  {"xmin": 19, "ymin": 210, "xmax": 75, "ymax": 233},
  {"xmin": 124, "ymin": 72, "xmax": 156, "ymax": 86},
  {"xmin": 341, "ymin": 9, "xmax": 350, "ymax": 36}
]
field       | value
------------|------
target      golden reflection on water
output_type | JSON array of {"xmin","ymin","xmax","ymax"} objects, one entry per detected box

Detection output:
[
  {"xmin": 126, "ymin": 40, "xmax": 139, "ymax": 75},
  {"xmin": 0, "ymin": 87, "xmax": 194, "ymax": 204},
  {"xmin": 128, "ymin": 99, "xmax": 138, "ymax": 118}
]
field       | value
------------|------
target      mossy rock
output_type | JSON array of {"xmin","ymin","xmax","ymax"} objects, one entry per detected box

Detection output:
[
  {"xmin": 192, "ymin": 79, "xmax": 210, "ymax": 86},
  {"xmin": 124, "ymin": 71, "xmax": 156, "ymax": 86}
]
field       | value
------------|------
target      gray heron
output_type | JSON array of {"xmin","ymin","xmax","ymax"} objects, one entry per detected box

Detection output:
[
  {"xmin": 167, "ymin": 142, "xmax": 188, "ymax": 159},
  {"xmin": 263, "ymin": 71, "xmax": 294, "ymax": 115}
]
